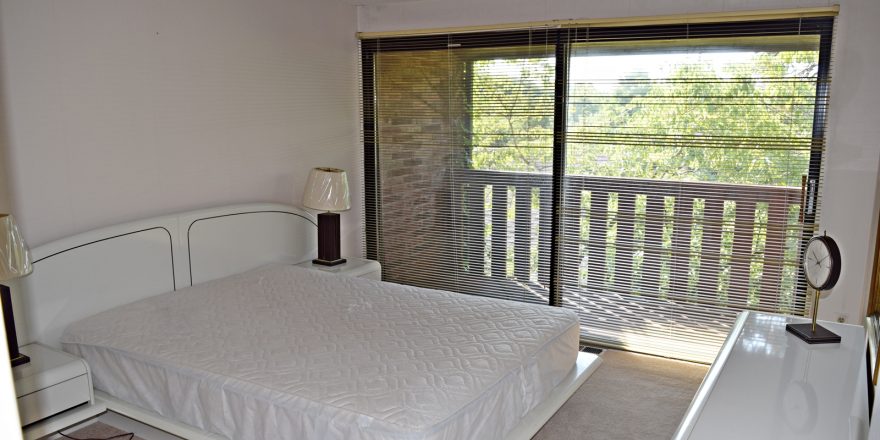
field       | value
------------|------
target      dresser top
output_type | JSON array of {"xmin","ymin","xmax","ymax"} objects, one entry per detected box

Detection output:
[{"xmin": 676, "ymin": 311, "xmax": 866, "ymax": 440}]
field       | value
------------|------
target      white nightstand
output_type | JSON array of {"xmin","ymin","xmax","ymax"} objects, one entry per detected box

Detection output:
[
  {"xmin": 295, "ymin": 257, "xmax": 382, "ymax": 280},
  {"xmin": 13, "ymin": 343, "xmax": 106, "ymax": 440}
]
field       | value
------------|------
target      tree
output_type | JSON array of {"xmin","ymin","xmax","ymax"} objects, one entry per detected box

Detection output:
[
  {"xmin": 470, "ymin": 57, "xmax": 555, "ymax": 173},
  {"xmin": 471, "ymin": 48, "xmax": 820, "ymax": 187}
]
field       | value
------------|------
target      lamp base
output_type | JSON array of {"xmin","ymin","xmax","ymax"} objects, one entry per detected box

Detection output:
[
  {"xmin": 11, "ymin": 353, "xmax": 29, "ymax": 367},
  {"xmin": 312, "ymin": 257, "xmax": 347, "ymax": 267},
  {"xmin": 316, "ymin": 212, "xmax": 343, "ymax": 265},
  {"xmin": 1, "ymin": 283, "xmax": 29, "ymax": 367},
  {"xmin": 786, "ymin": 323, "xmax": 841, "ymax": 344}
]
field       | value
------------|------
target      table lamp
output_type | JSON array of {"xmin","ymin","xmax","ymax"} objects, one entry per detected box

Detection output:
[
  {"xmin": 0, "ymin": 214, "xmax": 32, "ymax": 367},
  {"xmin": 302, "ymin": 167, "xmax": 350, "ymax": 266}
]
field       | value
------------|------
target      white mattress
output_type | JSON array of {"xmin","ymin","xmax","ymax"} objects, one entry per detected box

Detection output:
[{"xmin": 61, "ymin": 264, "xmax": 580, "ymax": 440}]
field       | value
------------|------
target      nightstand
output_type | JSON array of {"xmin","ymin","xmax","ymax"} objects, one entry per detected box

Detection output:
[
  {"xmin": 295, "ymin": 257, "xmax": 382, "ymax": 280},
  {"xmin": 13, "ymin": 343, "xmax": 105, "ymax": 440}
]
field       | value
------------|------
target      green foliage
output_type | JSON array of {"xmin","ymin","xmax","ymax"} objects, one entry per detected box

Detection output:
[
  {"xmin": 470, "ymin": 58, "xmax": 555, "ymax": 173},
  {"xmin": 471, "ymin": 49, "xmax": 820, "ymax": 187},
  {"xmin": 467, "ymin": 46, "xmax": 820, "ymax": 311}
]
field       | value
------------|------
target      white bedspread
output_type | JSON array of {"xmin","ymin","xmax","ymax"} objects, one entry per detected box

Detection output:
[{"xmin": 61, "ymin": 264, "xmax": 579, "ymax": 440}]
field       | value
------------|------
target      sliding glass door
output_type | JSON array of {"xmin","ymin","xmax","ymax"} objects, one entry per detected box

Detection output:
[
  {"xmin": 560, "ymin": 33, "xmax": 828, "ymax": 361},
  {"xmin": 361, "ymin": 17, "xmax": 834, "ymax": 362},
  {"xmin": 362, "ymin": 33, "xmax": 557, "ymax": 303}
]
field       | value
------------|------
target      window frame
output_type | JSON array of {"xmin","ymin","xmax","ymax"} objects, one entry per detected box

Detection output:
[{"xmin": 361, "ymin": 16, "xmax": 834, "ymax": 312}]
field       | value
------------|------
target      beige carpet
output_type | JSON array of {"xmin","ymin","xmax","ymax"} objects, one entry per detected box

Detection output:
[
  {"xmin": 533, "ymin": 350, "xmax": 709, "ymax": 440},
  {"xmin": 63, "ymin": 421, "xmax": 145, "ymax": 440}
]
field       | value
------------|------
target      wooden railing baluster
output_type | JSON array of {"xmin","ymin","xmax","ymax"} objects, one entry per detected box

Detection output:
[
  {"xmin": 761, "ymin": 201, "xmax": 787, "ymax": 305},
  {"xmin": 491, "ymin": 185, "xmax": 508, "ymax": 278},
  {"xmin": 697, "ymin": 199, "xmax": 724, "ymax": 302},
  {"xmin": 514, "ymin": 185, "xmax": 531, "ymax": 281},
  {"xmin": 729, "ymin": 201, "xmax": 757, "ymax": 308},
  {"xmin": 615, "ymin": 193, "xmax": 636, "ymax": 293},
  {"xmin": 558, "ymin": 184, "xmax": 585, "ymax": 287},
  {"xmin": 642, "ymin": 195, "xmax": 666, "ymax": 297},
  {"xmin": 669, "ymin": 196, "xmax": 693, "ymax": 299},
  {"xmin": 464, "ymin": 182, "xmax": 485, "ymax": 276},
  {"xmin": 587, "ymin": 190, "xmax": 609, "ymax": 290},
  {"xmin": 538, "ymin": 185, "xmax": 552, "ymax": 286}
]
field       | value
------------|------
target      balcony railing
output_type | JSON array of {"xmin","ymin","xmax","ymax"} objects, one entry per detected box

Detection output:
[{"xmin": 453, "ymin": 168, "xmax": 807, "ymax": 315}]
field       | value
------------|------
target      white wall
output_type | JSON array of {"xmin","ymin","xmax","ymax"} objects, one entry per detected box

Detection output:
[
  {"xmin": 0, "ymin": 0, "xmax": 363, "ymax": 257},
  {"xmin": 358, "ymin": 0, "xmax": 880, "ymax": 324},
  {"xmin": 0, "ymin": 78, "xmax": 11, "ymax": 214},
  {"xmin": 0, "ymin": 144, "xmax": 10, "ymax": 213}
]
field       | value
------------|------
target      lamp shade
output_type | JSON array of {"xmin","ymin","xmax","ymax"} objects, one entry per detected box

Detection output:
[
  {"xmin": 0, "ymin": 214, "xmax": 32, "ymax": 281},
  {"xmin": 302, "ymin": 167, "xmax": 350, "ymax": 212}
]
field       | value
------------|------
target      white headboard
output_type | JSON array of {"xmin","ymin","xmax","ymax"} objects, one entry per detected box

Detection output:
[{"xmin": 9, "ymin": 203, "xmax": 317, "ymax": 348}]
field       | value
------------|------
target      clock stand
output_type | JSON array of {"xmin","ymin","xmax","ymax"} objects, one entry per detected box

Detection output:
[{"xmin": 786, "ymin": 233, "xmax": 842, "ymax": 344}]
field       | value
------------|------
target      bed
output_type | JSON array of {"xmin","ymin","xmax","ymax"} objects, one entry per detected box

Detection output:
[{"xmin": 11, "ymin": 203, "xmax": 601, "ymax": 439}]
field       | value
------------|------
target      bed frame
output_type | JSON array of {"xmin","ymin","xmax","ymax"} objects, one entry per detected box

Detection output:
[{"xmin": 10, "ymin": 202, "xmax": 600, "ymax": 440}]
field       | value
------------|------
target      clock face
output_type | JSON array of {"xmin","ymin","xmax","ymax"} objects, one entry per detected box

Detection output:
[{"xmin": 803, "ymin": 235, "xmax": 841, "ymax": 290}]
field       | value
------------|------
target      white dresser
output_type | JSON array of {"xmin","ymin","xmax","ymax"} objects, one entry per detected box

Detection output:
[{"xmin": 674, "ymin": 311, "xmax": 867, "ymax": 440}]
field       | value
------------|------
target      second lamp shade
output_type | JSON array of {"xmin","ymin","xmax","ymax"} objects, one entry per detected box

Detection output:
[
  {"xmin": 302, "ymin": 168, "xmax": 350, "ymax": 212},
  {"xmin": 0, "ymin": 214, "xmax": 32, "ymax": 282}
]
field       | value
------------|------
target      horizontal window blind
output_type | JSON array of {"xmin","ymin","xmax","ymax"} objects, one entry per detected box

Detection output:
[
  {"xmin": 361, "ymin": 15, "xmax": 834, "ymax": 363},
  {"xmin": 559, "ymin": 19, "xmax": 833, "ymax": 362},
  {"xmin": 361, "ymin": 31, "xmax": 558, "ymax": 303},
  {"xmin": 357, "ymin": 6, "xmax": 838, "ymax": 39}
]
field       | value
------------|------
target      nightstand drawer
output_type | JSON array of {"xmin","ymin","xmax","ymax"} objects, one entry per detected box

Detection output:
[{"xmin": 18, "ymin": 374, "xmax": 90, "ymax": 426}]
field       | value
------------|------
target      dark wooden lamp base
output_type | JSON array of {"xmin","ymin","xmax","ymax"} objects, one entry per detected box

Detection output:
[
  {"xmin": 314, "ymin": 212, "xmax": 346, "ymax": 267},
  {"xmin": 1, "ymin": 283, "xmax": 30, "ymax": 367},
  {"xmin": 11, "ymin": 352, "xmax": 30, "ymax": 367},
  {"xmin": 786, "ymin": 323, "xmax": 841, "ymax": 344},
  {"xmin": 313, "ymin": 258, "xmax": 347, "ymax": 266}
]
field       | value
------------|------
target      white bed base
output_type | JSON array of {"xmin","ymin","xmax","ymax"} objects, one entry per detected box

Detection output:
[
  {"xmin": 93, "ymin": 352, "xmax": 601, "ymax": 440},
  {"xmin": 94, "ymin": 352, "xmax": 600, "ymax": 440},
  {"xmin": 10, "ymin": 202, "xmax": 601, "ymax": 439}
]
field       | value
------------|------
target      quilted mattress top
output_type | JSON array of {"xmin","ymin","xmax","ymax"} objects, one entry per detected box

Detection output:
[{"xmin": 61, "ymin": 264, "xmax": 578, "ymax": 435}]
